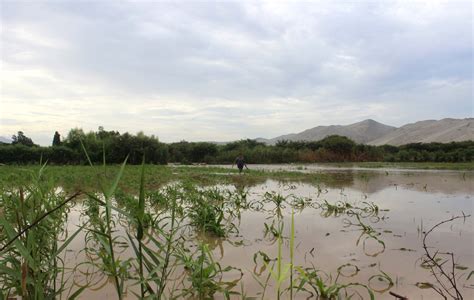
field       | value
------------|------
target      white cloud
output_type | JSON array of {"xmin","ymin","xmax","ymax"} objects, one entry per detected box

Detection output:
[{"xmin": 0, "ymin": 0, "xmax": 472, "ymax": 145}]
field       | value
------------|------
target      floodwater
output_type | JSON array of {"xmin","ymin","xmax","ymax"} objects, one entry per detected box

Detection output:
[{"xmin": 61, "ymin": 166, "xmax": 473, "ymax": 299}]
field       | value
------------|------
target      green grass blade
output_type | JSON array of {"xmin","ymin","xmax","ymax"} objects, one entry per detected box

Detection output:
[
  {"xmin": 0, "ymin": 218, "xmax": 36, "ymax": 268},
  {"xmin": 106, "ymin": 156, "xmax": 129, "ymax": 199},
  {"xmin": 137, "ymin": 155, "xmax": 146, "ymax": 240},
  {"xmin": 53, "ymin": 225, "xmax": 85, "ymax": 256},
  {"xmin": 80, "ymin": 140, "xmax": 94, "ymax": 167},
  {"xmin": 102, "ymin": 142, "xmax": 107, "ymax": 177},
  {"xmin": 68, "ymin": 286, "xmax": 86, "ymax": 300}
]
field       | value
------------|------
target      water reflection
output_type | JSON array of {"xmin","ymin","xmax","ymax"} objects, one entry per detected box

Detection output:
[
  {"xmin": 53, "ymin": 168, "xmax": 474, "ymax": 299},
  {"xmin": 208, "ymin": 164, "xmax": 474, "ymax": 195}
]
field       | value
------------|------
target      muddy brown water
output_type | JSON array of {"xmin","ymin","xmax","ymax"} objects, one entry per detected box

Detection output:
[{"xmin": 60, "ymin": 166, "xmax": 473, "ymax": 299}]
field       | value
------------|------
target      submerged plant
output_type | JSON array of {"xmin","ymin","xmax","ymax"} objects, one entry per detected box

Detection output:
[
  {"xmin": 186, "ymin": 186, "xmax": 238, "ymax": 237},
  {"xmin": 294, "ymin": 266, "xmax": 375, "ymax": 300},
  {"xmin": 263, "ymin": 220, "xmax": 284, "ymax": 242},
  {"xmin": 263, "ymin": 191, "xmax": 288, "ymax": 210},
  {"xmin": 320, "ymin": 200, "xmax": 352, "ymax": 217},
  {"xmin": 290, "ymin": 195, "xmax": 313, "ymax": 210},
  {"xmin": 254, "ymin": 211, "xmax": 296, "ymax": 300},
  {"xmin": 189, "ymin": 198, "xmax": 227, "ymax": 237},
  {"xmin": 178, "ymin": 243, "xmax": 242, "ymax": 299},
  {"xmin": 343, "ymin": 213, "xmax": 386, "ymax": 257}
]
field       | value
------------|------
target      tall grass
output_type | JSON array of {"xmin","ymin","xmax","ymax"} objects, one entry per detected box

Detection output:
[{"xmin": 0, "ymin": 164, "xmax": 83, "ymax": 299}]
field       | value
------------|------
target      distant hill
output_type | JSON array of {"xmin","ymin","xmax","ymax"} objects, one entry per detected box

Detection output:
[
  {"xmin": 369, "ymin": 118, "xmax": 474, "ymax": 146},
  {"xmin": 257, "ymin": 119, "xmax": 396, "ymax": 145},
  {"xmin": 257, "ymin": 118, "xmax": 474, "ymax": 146},
  {"xmin": 0, "ymin": 136, "xmax": 11, "ymax": 144}
]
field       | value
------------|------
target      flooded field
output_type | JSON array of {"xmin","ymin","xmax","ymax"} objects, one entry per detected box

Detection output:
[{"xmin": 1, "ymin": 165, "xmax": 473, "ymax": 299}]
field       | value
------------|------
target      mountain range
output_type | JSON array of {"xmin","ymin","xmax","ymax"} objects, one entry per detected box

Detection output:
[
  {"xmin": 1, "ymin": 118, "xmax": 472, "ymax": 146},
  {"xmin": 0, "ymin": 136, "xmax": 11, "ymax": 144},
  {"xmin": 256, "ymin": 118, "xmax": 474, "ymax": 146}
]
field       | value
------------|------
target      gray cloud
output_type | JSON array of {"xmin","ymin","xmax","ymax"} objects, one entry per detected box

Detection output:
[{"xmin": 1, "ymin": 0, "xmax": 472, "ymax": 145}]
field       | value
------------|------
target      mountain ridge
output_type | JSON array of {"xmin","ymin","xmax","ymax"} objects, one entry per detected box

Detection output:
[
  {"xmin": 256, "ymin": 118, "xmax": 473, "ymax": 146},
  {"xmin": 0, "ymin": 136, "xmax": 11, "ymax": 144},
  {"xmin": 368, "ymin": 118, "xmax": 474, "ymax": 145}
]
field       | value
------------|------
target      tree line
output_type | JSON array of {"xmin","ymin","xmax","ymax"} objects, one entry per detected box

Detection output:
[{"xmin": 1, "ymin": 128, "xmax": 473, "ymax": 164}]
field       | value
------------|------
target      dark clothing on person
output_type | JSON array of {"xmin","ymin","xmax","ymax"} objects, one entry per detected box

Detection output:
[
  {"xmin": 236, "ymin": 157, "xmax": 245, "ymax": 170},
  {"xmin": 234, "ymin": 156, "xmax": 247, "ymax": 173}
]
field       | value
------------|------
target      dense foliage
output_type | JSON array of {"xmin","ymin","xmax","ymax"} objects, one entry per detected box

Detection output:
[
  {"xmin": 166, "ymin": 137, "xmax": 474, "ymax": 164},
  {"xmin": 0, "ymin": 128, "xmax": 473, "ymax": 164},
  {"xmin": 11, "ymin": 131, "xmax": 35, "ymax": 147},
  {"xmin": 52, "ymin": 131, "xmax": 61, "ymax": 146},
  {"xmin": 0, "ymin": 128, "xmax": 168, "ymax": 165}
]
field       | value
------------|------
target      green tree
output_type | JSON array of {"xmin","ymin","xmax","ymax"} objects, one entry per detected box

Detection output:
[
  {"xmin": 320, "ymin": 135, "xmax": 355, "ymax": 159},
  {"xmin": 190, "ymin": 142, "xmax": 218, "ymax": 163},
  {"xmin": 64, "ymin": 128, "xmax": 86, "ymax": 150},
  {"xmin": 52, "ymin": 131, "xmax": 61, "ymax": 146},
  {"xmin": 11, "ymin": 131, "xmax": 35, "ymax": 147}
]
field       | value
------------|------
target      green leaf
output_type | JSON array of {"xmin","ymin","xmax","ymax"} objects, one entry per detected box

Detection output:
[
  {"xmin": 54, "ymin": 225, "xmax": 84, "ymax": 256},
  {"xmin": 467, "ymin": 271, "xmax": 474, "ymax": 280},
  {"xmin": 137, "ymin": 155, "xmax": 146, "ymax": 240},
  {"xmin": 416, "ymin": 282, "xmax": 434, "ymax": 289},
  {"xmin": 106, "ymin": 156, "xmax": 128, "ymax": 199},
  {"xmin": 80, "ymin": 140, "xmax": 94, "ymax": 167},
  {"xmin": 69, "ymin": 286, "xmax": 86, "ymax": 300},
  {"xmin": 0, "ymin": 218, "xmax": 36, "ymax": 269}
]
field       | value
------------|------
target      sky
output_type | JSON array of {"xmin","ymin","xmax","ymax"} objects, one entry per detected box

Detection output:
[{"xmin": 1, "ymin": 0, "xmax": 472, "ymax": 146}]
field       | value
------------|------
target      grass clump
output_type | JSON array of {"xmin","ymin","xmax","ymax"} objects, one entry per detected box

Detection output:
[{"xmin": 0, "ymin": 164, "xmax": 83, "ymax": 299}]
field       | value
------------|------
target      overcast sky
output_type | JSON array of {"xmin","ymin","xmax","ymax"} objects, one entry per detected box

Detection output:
[{"xmin": 1, "ymin": 0, "xmax": 472, "ymax": 145}]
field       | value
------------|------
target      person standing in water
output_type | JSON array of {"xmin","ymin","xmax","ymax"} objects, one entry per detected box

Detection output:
[{"xmin": 233, "ymin": 154, "xmax": 248, "ymax": 173}]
